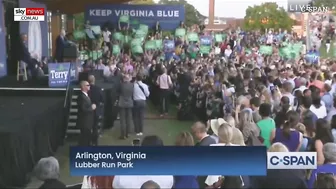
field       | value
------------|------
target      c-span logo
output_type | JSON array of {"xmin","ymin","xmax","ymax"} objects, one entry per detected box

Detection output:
[{"xmin": 267, "ymin": 152, "xmax": 317, "ymax": 169}]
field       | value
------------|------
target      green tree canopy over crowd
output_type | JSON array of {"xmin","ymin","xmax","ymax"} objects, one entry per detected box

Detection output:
[{"xmin": 243, "ymin": 2, "xmax": 294, "ymax": 31}]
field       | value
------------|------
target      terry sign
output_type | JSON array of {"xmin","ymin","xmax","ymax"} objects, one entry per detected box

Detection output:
[
  {"xmin": 85, "ymin": 4, "xmax": 185, "ymax": 30},
  {"xmin": 48, "ymin": 63, "xmax": 71, "ymax": 88}
]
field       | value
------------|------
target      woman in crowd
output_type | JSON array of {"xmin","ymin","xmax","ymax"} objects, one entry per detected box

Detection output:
[
  {"xmin": 311, "ymin": 119, "xmax": 334, "ymax": 165},
  {"xmin": 238, "ymin": 109, "xmax": 260, "ymax": 143},
  {"xmin": 272, "ymin": 110, "xmax": 303, "ymax": 152},
  {"xmin": 257, "ymin": 103, "xmax": 276, "ymax": 148},
  {"xmin": 310, "ymin": 94, "xmax": 327, "ymax": 119},
  {"xmin": 174, "ymin": 132, "xmax": 199, "ymax": 189},
  {"xmin": 34, "ymin": 156, "xmax": 66, "ymax": 189},
  {"xmin": 330, "ymin": 115, "xmax": 336, "ymax": 142}
]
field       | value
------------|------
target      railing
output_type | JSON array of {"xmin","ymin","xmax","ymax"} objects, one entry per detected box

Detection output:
[{"xmin": 62, "ymin": 64, "xmax": 74, "ymax": 141}]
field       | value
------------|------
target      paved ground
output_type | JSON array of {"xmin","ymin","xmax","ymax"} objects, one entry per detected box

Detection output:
[{"xmin": 27, "ymin": 118, "xmax": 193, "ymax": 188}]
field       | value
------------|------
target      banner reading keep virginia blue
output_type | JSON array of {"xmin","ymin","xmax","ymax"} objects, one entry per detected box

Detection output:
[
  {"xmin": 70, "ymin": 146, "xmax": 267, "ymax": 176},
  {"xmin": 85, "ymin": 4, "xmax": 185, "ymax": 30},
  {"xmin": 0, "ymin": 2, "xmax": 7, "ymax": 77}
]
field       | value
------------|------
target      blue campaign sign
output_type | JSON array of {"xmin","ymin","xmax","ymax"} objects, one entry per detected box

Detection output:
[
  {"xmin": 200, "ymin": 36, "xmax": 212, "ymax": 46},
  {"xmin": 85, "ymin": 4, "xmax": 185, "ymax": 30},
  {"xmin": 305, "ymin": 53, "xmax": 319, "ymax": 64},
  {"xmin": 163, "ymin": 40, "xmax": 175, "ymax": 52},
  {"xmin": 48, "ymin": 63, "xmax": 71, "ymax": 88}
]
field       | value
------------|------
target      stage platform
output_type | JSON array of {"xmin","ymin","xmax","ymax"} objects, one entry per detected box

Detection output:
[
  {"xmin": 0, "ymin": 76, "xmax": 69, "ymax": 188},
  {"xmin": 0, "ymin": 76, "xmax": 72, "ymax": 96},
  {"xmin": 0, "ymin": 96, "xmax": 65, "ymax": 188}
]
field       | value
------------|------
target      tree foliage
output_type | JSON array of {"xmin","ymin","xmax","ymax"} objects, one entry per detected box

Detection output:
[
  {"xmin": 74, "ymin": 13, "xmax": 84, "ymax": 30},
  {"xmin": 158, "ymin": 0, "xmax": 204, "ymax": 26},
  {"xmin": 313, "ymin": 0, "xmax": 336, "ymax": 14},
  {"xmin": 243, "ymin": 2, "xmax": 294, "ymax": 31},
  {"xmin": 131, "ymin": 0, "xmax": 155, "ymax": 4}
]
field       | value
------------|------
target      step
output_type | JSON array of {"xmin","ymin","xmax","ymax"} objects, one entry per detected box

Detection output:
[
  {"xmin": 69, "ymin": 115, "xmax": 77, "ymax": 120},
  {"xmin": 70, "ymin": 109, "xmax": 78, "ymax": 113},
  {"xmin": 68, "ymin": 122, "xmax": 76, "ymax": 127},
  {"xmin": 72, "ymin": 95, "xmax": 78, "ymax": 99},
  {"xmin": 66, "ymin": 129, "xmax": 81, "ymax": 134},
  {"xmin": 71, "ymin": 101, "xmax": 77, "ymax": 106}
]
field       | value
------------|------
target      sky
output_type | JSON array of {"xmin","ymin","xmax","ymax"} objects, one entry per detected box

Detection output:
[{"xmin": 185, "ymin": 0, "xmax": 288, "ymax": 18}]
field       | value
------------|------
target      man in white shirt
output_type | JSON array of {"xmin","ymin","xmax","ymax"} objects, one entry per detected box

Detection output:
[
  {"xmin": 103, "ymin": 62, "xmax": 116, "ymax": 78},
  {"xmin": 133, "ymin": 74, "xmax": 150, "ymax": 136},
  {"xmin": 102, "ymin": 28, "xmax": 111, "ymax": 47},
  {"xmin": 224, "ymin": 45, "xmax": 232, "ymax": 58},
  {"xmin": 156, "ymin": 68, "xmax": 172, "ymax": 117}
]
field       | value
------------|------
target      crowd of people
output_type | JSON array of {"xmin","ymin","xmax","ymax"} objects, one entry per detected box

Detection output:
[{"xmin": 29, "ymin": 12, "xmax": 336, "ymax": 189}]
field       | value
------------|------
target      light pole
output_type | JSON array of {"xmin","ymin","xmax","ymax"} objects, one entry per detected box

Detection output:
[{"xmin": 306, "ymin": 13, "xmax": 311, "ymax": 51}]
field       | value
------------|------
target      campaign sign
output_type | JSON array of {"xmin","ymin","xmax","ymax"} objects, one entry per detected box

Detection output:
[
  {"xmin": 48, "ymin": 63, "xmax": 73, "ymax": 88},
  {"xmin": 163, "ymin": 40, "xmax": 175, "ymax": 52},
  {"xmin": 85, "ymin": 4, "xmax": 185, "ymax": 30},
  {"xmin": 305, "ymin": 53, "xmax": 319, "ymax": 64},
  {"xmin": 200, "ymin": 36, "xmax": 212, "ymax": 46}
]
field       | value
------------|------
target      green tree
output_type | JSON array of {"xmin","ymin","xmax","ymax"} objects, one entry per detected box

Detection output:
[
  {"xmin": 131, "ymin": 0, "xmax": 155, "ymax": 4},
  {"xmin": 158, "ymin": 0, "xmax": 204, "ymax": 26},
  {"xmin": 243, "ymin": 2, "xmax": 294, "ymax": 31},
  {"xmin": 74, "ymin": 13, "xmax": 84, "ymax": 30},
  {"xmin": 313, "ymin": 0, "xmax": 336, "ymax": 14}
]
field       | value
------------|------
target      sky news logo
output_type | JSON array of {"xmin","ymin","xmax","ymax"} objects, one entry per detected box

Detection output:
[
  {"xmin": 14, "ymin": 8, "xmax": 45, "ymax": 21},
  {"xmin": 267, "ymin": 152, "xmax": 317, "ymax": 169},
  {"xmin": 287, "ymin": 0, "xmax": 330, "ymax": 13}
]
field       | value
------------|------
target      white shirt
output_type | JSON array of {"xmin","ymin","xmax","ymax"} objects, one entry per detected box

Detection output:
[
  {"xmin": 293, "ymin": 86, "xmax": 307, "ymax": 94},
  {"xmin": 215, "ymin": 47, "xmax": 221, "ymax": 55},
  {"xmin": 103, "ymin": 65, "xmax": 115, "ymax": 77},
  {"xmin": 133, "ymin": 81, "xmax": 150, "ymax": 100},
  {"xmin": 310, "ymin": 105, "xmax": 327, "ymax": 119},
  {"xmin": 224, "ymin": 49, "xmax": 232, "ymax": 58},
  {"xmin": 82, "ymin": 91, "xmax": 88, "ymax": 97},
  {"xmin": 112, "ymin": 176, "xmax": 174, "ymax": 189},
  {"xmin": 81, "ymin": 176, "xmax": 94, "ymax": 189},
  {"xmin": 156, "ymin": 73, "xmax": 172, "ymax": 89},
  {"xmin": 102, "ymin": 31, "xmax": 111, "ymax": 42}
]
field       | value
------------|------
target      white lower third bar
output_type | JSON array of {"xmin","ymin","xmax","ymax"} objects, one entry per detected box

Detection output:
[{"xmin": 14, "ymin": 15, "xmax": 45, "ymax": 21}]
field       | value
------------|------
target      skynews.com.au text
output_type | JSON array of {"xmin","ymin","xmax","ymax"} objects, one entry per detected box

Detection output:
[{"xmin": 14, "ymin": 8, "xmax": 45, "ymax": 21}]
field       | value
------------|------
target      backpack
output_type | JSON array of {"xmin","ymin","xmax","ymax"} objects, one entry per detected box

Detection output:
[{"xmin": 246, "ymin": 134, "xmax": 264, "ymax": 146}]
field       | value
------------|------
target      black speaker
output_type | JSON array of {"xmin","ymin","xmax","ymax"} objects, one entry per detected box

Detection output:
[{"xmin": 63, "ymin": 44, "xmax": 78, "ymax": 59}]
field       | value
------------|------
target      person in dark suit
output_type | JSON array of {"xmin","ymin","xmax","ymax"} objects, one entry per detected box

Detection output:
[
  {"xmin": 55, "ymin": 29, "xmax": 67, "ymax": 62},
  {"xmin": 19, "ymin": 33, "xmax": 35, "ymax": 80},
  {"xmin": 118, "ymin": 74, "xmax": 134, "ymax": 139},
  {"xmin": 88, "ymin": 75, "xmax": 104, "ymax": 146},
  {"xmin": 77, "ymin": 80, "xmax": 96, "ymax": 146}
]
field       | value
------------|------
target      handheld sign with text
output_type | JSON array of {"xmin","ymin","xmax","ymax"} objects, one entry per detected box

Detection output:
[
  {"xmin": 163, "ymin": 40, "xmax": 175, "ymax": 52},
  {"xmin": 48, "ymin": 63, "xmax": 78, "ymax": 88},
  {"xmin": 200, "ymin": 36, "xmax": 212, "ymax": 46}
]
